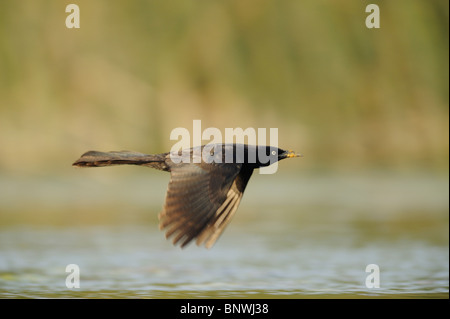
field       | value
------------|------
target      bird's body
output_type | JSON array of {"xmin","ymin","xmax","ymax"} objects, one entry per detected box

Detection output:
[{"xmin": 73, "ymin": 144, "xmax": 300, "ymax": 248}]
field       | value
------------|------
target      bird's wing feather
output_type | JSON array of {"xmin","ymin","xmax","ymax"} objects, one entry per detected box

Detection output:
[
  {"xmin": 159, "ymin": 162, "xmax": 253, "ymax": 248},
  {"xmin": 196, "ymin": 167, "xmax": 253, "ymax": 248}
]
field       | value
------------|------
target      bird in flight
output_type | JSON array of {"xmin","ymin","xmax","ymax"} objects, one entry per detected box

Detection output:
[{"xmin": 73, "ymin": 144, "xmax": 301, "ymax": 248}]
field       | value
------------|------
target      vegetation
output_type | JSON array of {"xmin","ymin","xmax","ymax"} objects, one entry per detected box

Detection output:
[{"xmin": 0, "ymin": 0, "xmax": 448, "ymax": 174}]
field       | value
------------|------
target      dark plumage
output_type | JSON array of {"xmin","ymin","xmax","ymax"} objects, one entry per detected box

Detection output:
[{"xmin": 73, "ymin": 144, "xmax": 301, "ymax": 248}]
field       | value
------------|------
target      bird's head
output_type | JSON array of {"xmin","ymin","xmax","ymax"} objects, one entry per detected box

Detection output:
[{"xmin": 254, "ymin": 146, "xmax": 302, "ymax": 167}]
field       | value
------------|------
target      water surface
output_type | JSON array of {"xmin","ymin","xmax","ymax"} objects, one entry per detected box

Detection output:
[{"xmin": 0, "ymin": 173, "xmax": 448, "ymax": 298}]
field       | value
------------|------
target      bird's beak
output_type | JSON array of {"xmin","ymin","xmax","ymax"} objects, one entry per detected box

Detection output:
[{"xmin": 284, "ymin": 150, "xmax": 303, "ymax": 158}]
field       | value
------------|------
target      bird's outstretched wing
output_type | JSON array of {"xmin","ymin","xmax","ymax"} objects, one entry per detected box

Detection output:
[{"xmin": 159, "ymin": 162, "xmax": 253, "ymax": 248}]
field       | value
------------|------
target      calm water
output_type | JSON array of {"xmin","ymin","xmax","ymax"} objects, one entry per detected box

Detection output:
[{"xmin": 0, "ymin": 172, "xmax": 448, "ymax": 298}]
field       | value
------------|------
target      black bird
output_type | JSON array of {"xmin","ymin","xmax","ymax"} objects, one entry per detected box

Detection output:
[{"xmin": 72, "ymin": 144, "xmax": 301, "ymax": 248}]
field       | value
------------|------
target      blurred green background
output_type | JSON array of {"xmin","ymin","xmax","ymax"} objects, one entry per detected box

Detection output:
[{"xmin": 0, "ymin": 0, "xmax": 448, "ymax": 175}]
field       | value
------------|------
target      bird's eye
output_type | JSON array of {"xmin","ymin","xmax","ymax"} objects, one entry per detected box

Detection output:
[{"xmin": 271, "ymin": 151, "xmax": 277, "ymax": 155}]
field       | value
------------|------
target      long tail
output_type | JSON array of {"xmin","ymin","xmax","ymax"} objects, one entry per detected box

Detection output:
[{"xmin": 72, "ymin": 150, "xmax": 168, "ymax": 170}]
